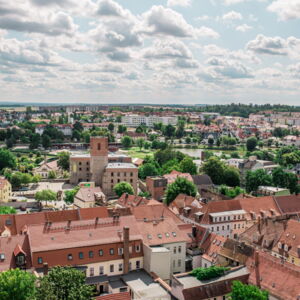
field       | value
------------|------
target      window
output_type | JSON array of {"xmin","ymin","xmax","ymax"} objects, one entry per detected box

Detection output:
[
  {"xmin": 234, "ymin": 224, "xmax": 236, "ymax": 229},
  {"xmin": 178, "ymin": 246, "xmax": 182, "ymax": 253},
  {"xmin": 130, "ymin": 179, "xmax": 133, "ymax": 183},
  {"xmin": 79, "ymin": 168, "xmax": 82, "ymax": 171},
  {"xmin": 129, "ymin": 262, "xmax": 132, "ymax": 271},
  {"xmin": 38, "ymin": 257, "xmax": 43, "ymax": 264},
  {"xmin": 117, "ymin": 179, "xmax": 120, "ymax": 183},
  {"xmin": 99, "ymin": 249, "xmax": 103, "ymax": 256},
  {"xmin": 89, "ymin": 251, "xmax": 94, "ymax": 258},
  {"xmin": 227, "ymin": 225, "xmax": 230, "ymax": 230},
  {"xmin": 211, "ymin": 227, "xmax": 214, "ymax": 232},
  {"xmin": 79, "ymin": 162, "xmax": 82, "ymax": 166},
  {"xmin": 173, "ymin": 260, "xmax": 175, "ymax": 268},
  {"xmin": 90, "ymin": 267, "xmax": 94, "ymax": 277},
  {"xmin": 111, "ymin": 172, "xmax": 113, "ymax": 176},
  {"xmin": 118, "ymin": 248, "xmax": 123, "ymax": 255},
  {"xmin": 86, "ymin": 168, "xmax": 89, "ymax": 171},
  {"xmin": 178, "ymin": 259, "xmax": 181, "ymax": 267},
  {"xmin": 217, "ymin": 226, "xmax": 219, "ymax": 231},
  {"xmin": 117, "ymin": 172, "xmax": 120, "ymax": 177},
  {"xmin": 135, "ymin": 245, "xmax": 141, "ymax": 253},
  {"xmin": 99, "ymin": 266, "xmax": 104, "ymax": 275},
  {"xmin": 97, "ymin": 143, "xmax": 101, "ymax": 150},
  {"xmin": 67, "ymin": 254, "xmax": 73, "ymax": 261},
  {"xmin": 130, "ymin": 172, "xmax": 133, "ymax": 177},
  {"xmin": 79, "ymin": 252, "xmax": 84, "ymax": 259},
  {"xmin": 222, "ymin": 226, "xmax": 225, "ymax": 230},
  {"xmin": 173, "ymin": 247, "xmax": 177, "ymax": 254},
  {"xmin": 110, "ymin": 264, "xmax": 114, "ymax": 273},
  {"xmin": 111, "ymin": 179, "xmax": 113, "ymax": 183},
  {"xmin": 110, "ymin": 248, "xmax": 114, "ymax": 255},
  {"xmin": 118, "ymin": 263, "xmax": 123, "ymax": 271},
  {"xmin": 136, "ymin": 260, "xmax": 140, "ymax": 269}
]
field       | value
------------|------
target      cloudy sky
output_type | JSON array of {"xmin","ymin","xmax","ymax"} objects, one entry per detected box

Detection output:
[{"xmin": 0, "ymin": 0, "xmax": 300, "ymax": 105}]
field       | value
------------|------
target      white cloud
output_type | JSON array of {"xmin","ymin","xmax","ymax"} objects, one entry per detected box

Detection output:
[
  {"xmin": 247, "ymin": 34, "xmax": 300, "ymax": 58},
  {"xmin": 222, "ymin": 10, "xmax": 243, "ymax": 20},
  {"xmin": 223, "ymin": 0, "xmax": 245, "ymax": 5},
  {"xmin": 167, "ymin": 0, "xmax": 192, "ymax": 7},
  {"xmin": 236, "ymin": 23, "xmax": 252, "ymax": 32},
  {"xmin": 268, "ymin": 0, "xmax": 300, "ymax": 20}
]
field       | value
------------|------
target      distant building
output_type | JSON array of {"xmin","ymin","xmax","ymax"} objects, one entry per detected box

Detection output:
[
  {"xmin": 0, "ymin": 178, "xmax": 12, "ymax": 203},
  {"xmin": 121, "ymin": 115, "xmax": 178, "ymax": 128},
  {"xmin": 146, "ymin": 176, "xmax": 168, "ymax": 201},
  {"xmin": 74, "ymin": 186, "xmax": 106, "ymax": 208},
  {"xmin": 33, "ymin": 159, "xmax": 60, "ymax": 179},
  {"xmin": 257, "ymin": 186, "xmax": 290, "ymax": 196},
  {"xmin": 70, "ymin": 137, "xmax": 138, "ymax": 196}
]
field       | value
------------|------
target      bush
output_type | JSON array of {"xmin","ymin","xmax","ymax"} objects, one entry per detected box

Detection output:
[{"xmin": 191, "ymin": 266, "xmax": 229, "ymax": 281}]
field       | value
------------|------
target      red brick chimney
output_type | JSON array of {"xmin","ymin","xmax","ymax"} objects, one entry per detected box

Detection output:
[
  {"xmin": 123, "ymin": 226, "xmax": 130, "ymax": 274},
  {"xmin": 255, "ymin": 251, "xmax": 261, "ymax": 288}
]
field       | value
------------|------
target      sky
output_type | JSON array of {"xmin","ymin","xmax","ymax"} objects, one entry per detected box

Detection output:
[{"xmin": 0, "ymin": 0, "xmax": 300, "ymax": 105}]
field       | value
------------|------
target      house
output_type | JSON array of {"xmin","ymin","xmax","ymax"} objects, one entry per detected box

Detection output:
[
  {"xmin": 0, "ymin": 177, "xmax": 12, "ymax": 203},
  {"xmin": 191, "ymin": 175, "xmax": 213, "ymax": 193},
  {"xmin": 257, "ymin": 186, "xmax": 290, "ymax": 196},
  {"xmin": 171, "ymin": 266, "xmax": 250, "ymax": 300},
  {"xmin": 74, "ymin": 187, "xmax": 106, "ymax": 208},
  {"xmin": 33, "ymin": 159, "xmax": 61, "ymax": 179},
  {"xmin": 163, "ymin": 170, "xmax": 193, "ymax": 185},
  {"xmin": 70, "ymin": 137, "xmax": 138, "ymax": 196},
  {"xmin": 146, "ymin": 176, "xmax": 168, "ymax": 201},
  {"xmin": 117, "ymin": 193, "xmax": 153, "ymax": 208}
]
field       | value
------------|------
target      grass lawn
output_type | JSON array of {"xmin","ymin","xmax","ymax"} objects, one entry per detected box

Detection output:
[{"xmin": 124, "ymin": 147, "xmax": 155, "ymax": 159}]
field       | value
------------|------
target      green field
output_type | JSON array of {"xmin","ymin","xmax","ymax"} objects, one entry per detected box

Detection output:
[{"xmin": 124, "ymin": 147, "xmax": 155, "ymax": 159}]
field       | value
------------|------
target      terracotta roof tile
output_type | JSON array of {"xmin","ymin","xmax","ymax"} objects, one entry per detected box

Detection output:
[{"xmin": 95, "ymin": 292, "xmax": 131, "ymax": 300}]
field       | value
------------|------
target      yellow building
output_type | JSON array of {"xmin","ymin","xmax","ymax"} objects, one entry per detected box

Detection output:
[{"xmin": 0, "ymin": 178, "xmax": 12, "ymax": 203}]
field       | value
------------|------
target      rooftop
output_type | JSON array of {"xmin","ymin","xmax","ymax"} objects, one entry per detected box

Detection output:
[{"xmin": 106, "ymin": 163, "xmax": 137, "ymax": 169}]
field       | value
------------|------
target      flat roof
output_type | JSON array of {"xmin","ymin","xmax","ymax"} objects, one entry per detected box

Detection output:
[
  {"xmin": 106, "ymin": 163, "xmax": 137, "ymax": 169},
  {"xmin": 177, "ymin": 267, "xmax": 249, "ymax": 289},
  {"xmin": 209, "ymin": 210, "xmax": 246, "ymax": 217},
  {"xmin": 151, "ymin": 246, "xmax": 170, "ymax": 253}
]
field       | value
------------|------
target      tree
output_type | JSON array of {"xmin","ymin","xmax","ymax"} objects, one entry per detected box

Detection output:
[
  {"xmin": 35, "ymin": 189, "xmax": 57, "ymax": 202},
  {"xmin": 73, "ymin": 121, "xmax": 83, "ymax": 132},
  {"xmin": 0, "ymin": 269, "xmax": 36, "ymax": 300},
  {"xmin": 21, "ymin": 173, "xmax": 32, "ymax": 185},
  {"xmin": 201, "ymin": 157, "xmax": 225, "ymax": 185},
  {"xmin": 113, "ymin": 182, "xmax": 134, "ymax": 197},
  {"xmin": 191, "ymin": 266, "xmax": 229, "ymax": 281},
  {"xmin": 30, "ymin": 133, "xmax": 41, "ymax": 150},
  {"xmin": 10, "ymin": 172, "xmax": 23, "ymax": 189},
  {"xmin": 163, "ymin": 124, "xmax": 175, "ymax": 138},
  {"xmin": 246, "ymin": 137, "xmax": 257, "ymax": 152},
  {"xmin": 208, "ymin": 137, "xmax": 214, "ymax": 147},
  {"xmin": 42, "ymin": 134, "xmax": 51, "ymax": 149},
  {"xmin": 176, "ymin": 120, "xmax": 185, "ymax": 138},
  {"xmin": 0, "ymin": 149, "xmax": 16, "ymax": 171},
  {"xmin": 108, "ymin": 123, "xmax": 114, "ymax": 132},
  {"xmin": 219, "ymin": 185, "xmax": 245, "ymax": 198},
  {"xmin": 48, "ymin": 170, "xmax": 57, "ymax": 179},
  {"xmin": 57, "ymin": 151, "xmax": 70, "ymax": 171},
  {"xmin": 223, "ymin": 166, "xmax": 240, "ymax": 187},
  {"xmin": 118, "ymin": 124, "xmax": 127, "ymax": 134},
  {"xmin": 229, "ymin": 280, "xmax": 268, "ymax": 300},
  {"xmin": 165, "ymin": 177, "xmax": 197, "ymax": 205},
  {"xmin": 0, "ymin": 206, "xmax": 16, "ymax": 215},
  {"xmin": 121, "ymin": 136, "xmax": 133, "ymax": 148},
  {"xmin": 136, "ymin": 138, "xmax": 145, "ymax": 150},
  {"xmin": 161, "ymin": 159, "xmax": 180, "ymax": 174},
  {"xmin": 64, "ymin": 186, "xmax": 80, "ymax": 204},
  {"xmin": 37, "ymin": 266, "xmax": 93, "ymax": 300},
  {"xmin": 139, "ymin": 163, "xmax": 160, "ymax": 180},
  {"xmin": 245, "ymin": 169, "xmax": 272, "ymax": 193},
  {"xmin": 72, "ymin": 129, "xmax": 81, "ymax": 141},
  {"xmin": 179, "ymin": 157, "xmax": 197, "ymax": 175},
  {"xmin": 154, "ymin": 149, "xmax": 185, "ymax": 167}
]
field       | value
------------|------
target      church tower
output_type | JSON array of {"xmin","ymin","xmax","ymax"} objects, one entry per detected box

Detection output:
[{"xmin": 90, "ymin": 137, "xmax": 108, "ymax": 187}]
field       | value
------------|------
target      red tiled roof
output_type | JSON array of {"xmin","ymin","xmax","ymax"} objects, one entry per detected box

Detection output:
[
  {"xmin": 118, "ymin": 193, "xmax": 150, "ymax": 208},
  {"xmin": 274, "ymin": 195, "xmax": 300, "ymax": 214},
  {"xmin": 95, "ymin": 292, "xmax": 131, "ymax": 300},
  {"xmin": 13, "ymin": 244, "xmax": 26, "ymax": 257}
]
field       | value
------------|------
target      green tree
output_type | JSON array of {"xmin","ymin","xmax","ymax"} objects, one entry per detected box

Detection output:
[
  {"xmin": 21, "ymin": 173, "xmax": 32, "ymax": 185},
  {"xmin": 37, "ymin": 266, "xmax": 93, "ymax": 300},
  {"xmin": 179, "ymin": 157, "xmax": 197, "ymax": 175},
  {"xmin": 10, "ymin": 172, "xmax": 23, "ymax": 189},
  {"xmin": 30, "ymin": 133, "xmax": 41, "ymax": 150},
  {"xmin": 113, "ymin": 182, "xmax": 134, "ymax": 197},
  {"xmin": 161, "ymin": 159, "xmax": 180, "ymax": 174},
  {"xmin": 136, "ymin": 138, "xmax": 145, "ymax": 150},
  {"xmin": 64, "ymin": 186, "xmax": 80, "ymax": 204},
  {"xmin": 0, "ymin": 149, "xmax": 16, "ymax": 171},
  {"xmin": 57, "ymin": 151, "xmax": 70, "ymax": 171},
  {"xmin": 245, "ymin": 169, "xmax": 272, "ymax": 193},
  {"xmin": 223, "ymin": 166, "xmax": 240, "ymax": 187},
  {"xmin": 42, "ymin": 134, "xmax": 51, "ymax": 149},
  {"xmin": 72, "ymin": 129, "xmax": 81, "ymax": 141},
  {"xmin": 139, "ymin": 163, "xmax": 160, "ymax": 180},
  {"xmin": 229, "ymin": 280, "xmax": 268, "ymax": 300},
  {"xmin": 118, "ymin": 124, "xmax": 127, "ymax": 134},
  {"xmin": 0, "ymin": 206, "xmax": 17, "ymax": 214},
  {"xmin": 73, "ymin": 121, "xmax": 83, "ymax": 132},
  {"xmin": 165, "ymin": 177, "xmax": 197, "ymax": 205},
  {"xmin": 121, "ymin": 136, "xmax": 133, "ymax": 148},
  {"xmin": 208, "ymin": 137, "xmax": 214, "ymax": 147},
  {"xmin": 201, "ymin": 157, "xmax": 225, "ymax": 185},
  {"xmin": 246, "ymin": 137, "xmax": 257, "ymax": 152},
  {"xmin": 108, "ymin": 123, "xmax": 114, "ymax": 132},
  {"xmin": 48, "ymin": 170, "xmax": 57, "ymax": 179},
  {"xmin": 0, "ymin": 268, "xmax": 36, "ymax": 300},
  {"xmin": 191, "ymin": 266, "xmax": 229, "ymax": 281},
  {"xmin": 163, "ymin": 124, "xmax": 175, "ymax": 138},
  {"xmin": 35, "ymin": 189, "xmax": 57, "ymax": 202}
]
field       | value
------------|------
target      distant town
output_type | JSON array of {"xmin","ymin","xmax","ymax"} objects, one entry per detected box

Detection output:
[{"xmin": 0, "ymin": 103, "xmax": 299, "ymax": 300}]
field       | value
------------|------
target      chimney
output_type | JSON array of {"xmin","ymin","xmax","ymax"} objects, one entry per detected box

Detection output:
[
  {"xmin": 257, "ymin": 216, "xmax": 262, "ymax": 234},
  {"xmin": 43, "ymin": 262, "xmax": 49, "ymax": 276},
  {"xmin": 123, "ymin": 226, "xmax": 130, "ymax": 274},
  {"xmin": 255, "ymin": 251, "xmax": 261, "ymax": 288},
  {"xmin": 192, "ymin": 225, "xmax": 197, "ymax": 238},
  {"xmin": 297, "ymin": 245, "xmax": 300, "ymax": 258}
]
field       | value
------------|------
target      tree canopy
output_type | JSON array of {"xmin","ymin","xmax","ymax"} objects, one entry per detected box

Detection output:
[
  {"xmin": 113, "ymin": 182, "xmax": 134, "ymax": 197},
  {"xmin": 57, "ymin": 152, "xmax": 70, "ymax": 171},
  {"xmin": 0, "ymin": 149, "xmax": 16, "ymax": 171},
  {"xmin": 229, "ymin": 280, "xmax": 268, "ymax": 300},
  {"xmin": 0, "ymin": 269, "xmax": 36, "ymax": 300},
  {"xmin": 35, "ymin": 189, "xmax": 57, "ymax": 202},
  {"xmin": 165, "ymin": 177, "xmax": 197, "ymax": 205}
]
